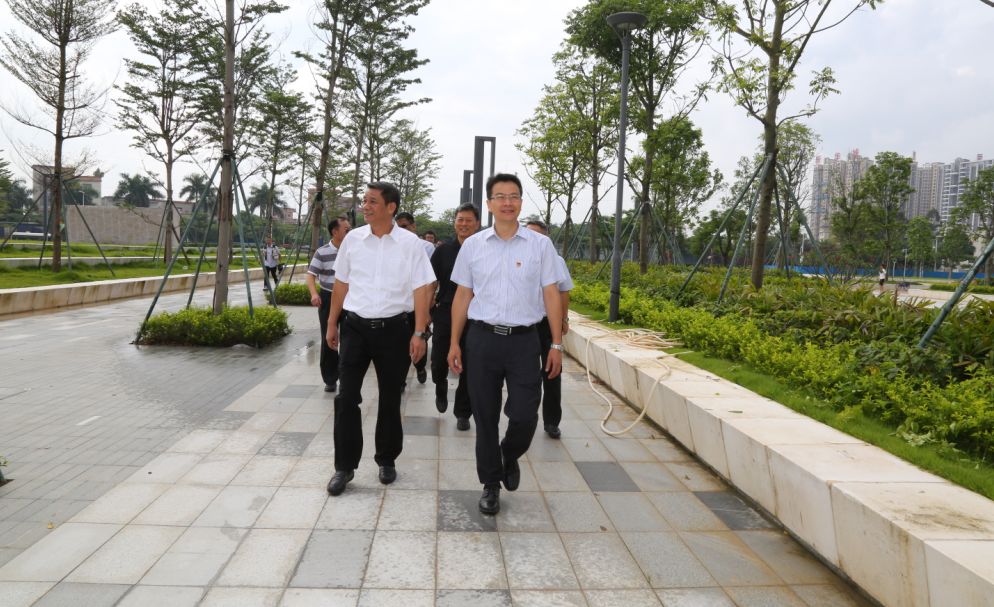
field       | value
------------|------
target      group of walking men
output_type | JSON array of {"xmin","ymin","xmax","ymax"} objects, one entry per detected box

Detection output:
[{"xmin": 305, "ymin": 174, "xmax": 573, "ymax": 514}]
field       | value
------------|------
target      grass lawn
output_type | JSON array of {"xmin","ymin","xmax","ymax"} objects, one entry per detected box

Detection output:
[
  {"xmin": 0, "ymin": 259, "xmax": 262, "ymax": 289},
  {"xmin": 570, "ymin": 302, "xmax": 994, "ymax": 501}
]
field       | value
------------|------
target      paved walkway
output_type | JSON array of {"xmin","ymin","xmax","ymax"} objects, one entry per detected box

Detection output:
[{"xmin": 1, "ymin": 285, "xmax": 870, "ymax": 606}]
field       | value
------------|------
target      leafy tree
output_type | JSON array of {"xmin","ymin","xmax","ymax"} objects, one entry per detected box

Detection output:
[
  {"xmin": 516, "ymin": 111, "xmax": 562, "ymax": 230},
  {"xmin": 0, "ymin": 155, "xmax": 11, "ymax": 217},
  {"xmin": 828, "ymin": 171, "xmax": 874, "ymax": 276},
  {"xmin": 0, "ymin": 0, "xmax": 117, "ymax": 271},
  {"xmin": 568, "ymin": 0, "xmax": 710, "ymax": 273},
  {"xmin": 951, "ymin": 166, "xmax": 994, "ymax": 284},
  {"xmin": 180, "ymin": 173, "xmax": 218, "ymax": 204},
  {"xmin": 296, "ymin": 0, "xmax": 365, "ymax": 251},
  {"xmin": 773, "ymin": 121, "xmax": 819, "ymax": 269},
  {"xmin": 114, "ymin": 173, "xmax": 163, "ymax": 208},
  {"xmin": 341, "ymin": 0, "xmax": 430, "ymax": 217},
  {"xmin": 247, "ymin": 64, "xmax": 314, "ymax": 239},
  {"xmin": 856, "ymin": 151, "xmax": 913, "ymax": 269},
  {"xmin": 703, "ymin": 0, "xmax": 880, "ymax": 289},
  {"xmin": 245, "ymin": 183, "xmax": 287, "ymax": 219},
  {"xmin": 381, "ymin": 119, "xmax": 441, "ymax": 217},
  {"xmin": 905, "ymin": 216, "xmax": 935, "ymax": 278},
  {"xmin": 938, "ymin": 223, "xmax": 975, "ymax": 279},
  {"xmin": 629, "ymin": 116, "xmax": 721, "ymax": 264},
  {"xmin": 63, "ymin": 180, "xmax": 100, "ymax": 206},
  {"xmin": 688, "ymin": 207, "xmax": 747, "ymax": 266},
  {"xmin": 117, "ymin": 0, "xmax": 204, "ymax": 263},
  {"xmin": 1, "ymin": 179, "xmax": 33, "ymax": 223}
]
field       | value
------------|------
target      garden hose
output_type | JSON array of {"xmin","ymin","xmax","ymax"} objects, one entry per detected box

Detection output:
[{"xmin": 573, "ymin": 319, "xmax": 682, "ymax": 437}]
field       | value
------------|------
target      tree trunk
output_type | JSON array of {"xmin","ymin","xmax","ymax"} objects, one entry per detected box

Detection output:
[
  {"xmin": 164, "ymin": 145, "xmax": 174, "ymax": 264},
  {"xmin": 265, "ymin": 159, "xmax": 278, "ymax": 240},
  {"xmin": 638, "ymin": 114, "xmax": 655, "ymax": 274},
  {"xmin": 590, "ymin": 165, "xmax": 599, "ymax": 263},
  {"xmin": 311, "ymin": 16, "xmax": 346, "ymax": 253},
  {"xmin": 213, "ymin": 0, "xmax": 236, "ymax": 314},
  {"xmin": 51, "ymin": 36, "xmax": 70, "ymax": 273}
]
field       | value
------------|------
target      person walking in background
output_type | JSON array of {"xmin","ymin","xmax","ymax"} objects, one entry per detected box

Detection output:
[
  {"xmin": 448, "ymin": 173, "xmax": 564, "ymax": 515},
  {"xmin": 306, "ymin": 216, "xmax": 351, "ymax": 392},
  {"xmin": 424, "ymin": 230, "xmax": 438, "ymax": 247},
  {"xmin": 525, "ymin": 220, "xmax": 573, "ymax": 439},
  {"xmin": 878, "ymin": 264, "xmax": 887, "ymax": 293},
  {"xmin": 431, "ymin": 203, "xmax": 481, "ymax": 430},
  {"xmin": 262, "ymin": 237, "xmax": 281, "ymax": 289},
  {"xmin": 324, "ymin": 182, "xmax": 435, "ymax": 496},
  {"xmin": 396, "ymin": 211, "xmax": 436, "ymax": 385}
]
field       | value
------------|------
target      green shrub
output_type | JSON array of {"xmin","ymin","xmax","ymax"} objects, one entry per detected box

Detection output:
[
  {"xmin": 136, "ymin": 305, "xmax": 291, "ymax": 347},
  {"xmin": 274, "ymin": 282, "xmax": 312, "ymax": 305},
  {"xmin": 572, "ymin": 271, "xmax": 994, "ymax": 462},
  {"xmin": 931, "ymin": 282, "xmax": 994, "ymax": 294}
]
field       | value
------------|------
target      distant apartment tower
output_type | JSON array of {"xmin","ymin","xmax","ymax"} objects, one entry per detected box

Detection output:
[
  {"xmin": 809, "ymin": 150, "xmax": 872, "ymax": 241},
  {"xmin": 941, "ymin": 155, "xmax": 994, "ymax": 224},
  {"xmin": 908, "ymin": 158, "xmax": 944, "ymax": 220}
]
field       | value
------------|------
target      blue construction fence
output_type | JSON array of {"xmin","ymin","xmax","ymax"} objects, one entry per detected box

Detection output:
[{"xmin": 784, "ymin": 265, "xmax": 986, "ymax": 282}]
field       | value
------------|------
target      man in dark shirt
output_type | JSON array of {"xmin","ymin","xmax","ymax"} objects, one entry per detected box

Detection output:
[{"xmin": 430, "ymin": 203, "xmax": 481, "ymax": 430}]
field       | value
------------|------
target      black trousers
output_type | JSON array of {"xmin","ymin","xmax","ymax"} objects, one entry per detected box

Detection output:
[
  {"xmin": 265, "ymin": 265, "xmax": 279, "ymax": 286},
  {"xmin": 537, "ymin": 317, "xmax": 562, "ymax": 427},
  {"xmin": 465, "ymin": 322, "xmax": 542, "ymax": 485},
  {"xmin": 334, "ymin": 312, "xmax": 412, "ymax": 471},
  {"xmin": 431, "ymin": 305, "xmax": 471, "ymax": 419},
  {"xmin": 317, "ymin": 290, "xmax": 339, "ymax": 387}
]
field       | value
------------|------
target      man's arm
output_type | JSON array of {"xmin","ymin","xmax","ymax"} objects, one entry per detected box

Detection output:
[
  {"xmin": 560, "ymin": 290, "xmax": 570, "ymax": 335},
  {"xmin": 326, "ymin": 279, "xmax": 349, "ymax": 349},
  {"xmin": 305, "ymin": 273, "xmax": 321, "ymax": 307},
  {"xmin": 410, "ymin": 283, "xmax": 431, "ymax": 363},
  {"xmin": 447, "ymin": 286, "xmax": 473, "ymax": 374},
  {"xmin": 542, "ymin": 283, "xmax": 563, "ymax": 379}
]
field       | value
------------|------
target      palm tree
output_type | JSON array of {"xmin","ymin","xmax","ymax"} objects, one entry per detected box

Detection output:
[
  {"xmin": 114, "ymin": 173, "xmax": 162, "ymax": 207},
  {"xmin": 179, "ymin": 173, "xmax": 218, "ymax": 205}
]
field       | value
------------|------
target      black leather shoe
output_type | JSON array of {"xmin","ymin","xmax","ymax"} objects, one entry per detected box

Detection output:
[
  {"xmin": 435, "ymin": 394, "xmax": 448, "ymax": 413},
  {"xmin": 456, "ymin": 417, "xmax": 470, "ymax": 431},
  {"xmin": 327, "ymin": 470, "xmax": 353, "ymax": 496},
  {"xmin": 544, "ymin": 424, "xmax": 561, "ymax": 439},
  {"xmin": 324, "ymin": 382, "xmax": 337, "ymax": 393},
  {"xmin": 417, "ymin": 367, "xmax": 427, "ymax": 384},
  {"xmin": 378, "ymin": 465, "xmax": 397, "ymax": 485},
  {"xmin": 479, "ymin": 484, "xmax": 500, "ymax": 515},
  {"xmin": 503, "ymin": 457, "xmax": 520, "ymax": 492}
]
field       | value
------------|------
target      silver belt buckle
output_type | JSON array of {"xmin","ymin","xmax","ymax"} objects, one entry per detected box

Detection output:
[{"xmin": 493, "ymin": 324, "xmax": 511, "ymax": 336}]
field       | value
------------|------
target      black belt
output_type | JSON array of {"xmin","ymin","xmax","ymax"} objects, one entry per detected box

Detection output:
[
  {"xmin": 470, "ymin": 320, "xmax": 537, "ymax": 336},
  {"xmin": 346, "ymin": 311, "xmax": 410, "ymax": 329}
]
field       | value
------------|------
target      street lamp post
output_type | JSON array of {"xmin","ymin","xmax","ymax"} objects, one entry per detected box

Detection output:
[{"xmin": 606, "ymin": 11, "xmax": 646, "ymax": 322}]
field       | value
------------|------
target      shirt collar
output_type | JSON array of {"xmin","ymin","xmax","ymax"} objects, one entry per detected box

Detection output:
[{"xmin": 484, "ymin": 224, "xmax": 530, "ymax": 242}]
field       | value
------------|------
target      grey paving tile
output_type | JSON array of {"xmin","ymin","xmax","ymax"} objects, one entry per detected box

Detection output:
[
  {"xmin": 316, "ymin": 488, "xmax": 383, "ymax": 530},
  {"xmin": 655, "ymin": 587, "xmax": 734, "ymax": 606},
  {"xmin": 646, "ymin": 492, "xmax": 727, "ymax": 531},
  {"xmin": 291, "ymin": 529, "xmax": 374, "ymax": 588},
  {"xmin": 575, "ymin": 461, "xmax": 639, "ymax": 492},
  {"xmin": 357, "ymin": 589, "xmax": 434, "ymax": 606},
  {"xmin": 680, "ymin": 531, "xmax": 782, "ymax": 587},
  {"xmin": 363, "ymin": 530, "xmax": 436, "ymax": 589},
  {"xmin": 620, "ymin": 461, "xmax": 687, "ymax": 492},
  {"xmin": 255, "ymin": 486, "xmax": 328, "ymax": 529},
  {"xmin": 663, "ymin": 461, "xmax": 726, "ymax": 492},
  {"xmin": 695, "ymin": 491, "xmax": 775, "ymax": 531},
  {"xmin": 200, "ymin": 587, "xmax": 283, "ymax": 606},
  {"xmin": 531, "ymin": 461, "xmax": 589, "ymax": 492},
  {"xmin": 561, "ymin": 532, "xmax": 648, "ymax": 589},
  {"xmin": 437, "ymin": 531, "xmax": 506, "ymax": 589},
  {"xmin": 619, "ymin": 531, "xmax": 716, "ymax": 588},
  {"xmin": 736, "ymin": 531, "xmax": 838, "ymax": 585},
  {"xmin": 279, "ymin": 385, "xmax": 320, "ymax": 398},
  {"xmin": 403, "ymin": 416, "xmax": 439, "ymax": 436},
  {"xmin": 500, "ymin": 532, "xmax": 578, "ymax": 590},
  {"xmin": 192, "ymin": 485, "xmax": 276, "ymax": 528},
  {"xmin": 33, "ymin": 581, "xmax": 130, "ymax": 607},
  {"xmin": 67, "ymin": 525, "xmax": 184, "ymax": 584},
  {"xmin": 790, "ymin": 583, "xmax": 873, "ymax": 607},
  {"xmin": 280, "ymin": 588, "xmax": 360, "ymax": 606},
  {"xmin": 544, "ymin": 492, "xmax": 613, "ymax": 533},
  {"xmin": 141, "ymin": 526, "xmax": 246, "ymax": 587},
  {"xmin": 216, "ymin": 528, "xmax": 309, "ymax": 587},
  {"xmin": 0, "ymin": 522, "xmax": 121, "ymax": 582},
  {"xmin": 436, "ymin": 589, "xmax": 512, "ymax": 607},
  {"xmin": 438, "ymin": 490, "xmax": 498, "ymax": 532},
  {"xmin": 585, "ymin": 589, "xmax": 661, "ymax": 606},
  {"xmin": 723, "ymin": 585, "xmax": 807, "ymax": 607},
  {"xmin": 509, "ymin": 590, "xmax": 587, "ymax": 606},
  {"xmin": 258, "ymin": 432, "xmax": 317, "ymax": 457},
  {"xmin": 596, "ymin": 493, "xmax": 670, "ymax": 532},
  {"xmin": 0, "ymin": 581, "xmax": 55, "ymax": 607},
  {"xmin": 495, "ymin": 492, "xmax": 556, "ymax": 533},
  {"xmin": 116, "ymin": 585, "xmax": 204, "ymax": 607}
]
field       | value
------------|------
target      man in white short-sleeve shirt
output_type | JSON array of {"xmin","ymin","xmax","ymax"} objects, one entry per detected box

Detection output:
[
  {"xmin": 324, "ymin": 182, "xmax": 435, "ymax": 497},
  {"xmin": 447, "ymin": 173, "xmax": 563, "ymax": 515}
]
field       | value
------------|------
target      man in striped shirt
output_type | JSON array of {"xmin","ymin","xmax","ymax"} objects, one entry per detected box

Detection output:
[{"xmin": 306, "ymin": 216, "xmax": 351, "ymax": 392}]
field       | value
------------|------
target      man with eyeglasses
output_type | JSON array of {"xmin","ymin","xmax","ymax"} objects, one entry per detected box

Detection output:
[
  {"xmin": 430, "ymin": 203, "xmax": 481, "ymax": 429},
  {"xmin": 448, "ymin": 173, "xmax": 564, "ymax": 515},
  {"xmin": 306, "ymin": 215, "xmax": 351, "ymax": 393},
  {"xmin": 324, "ymin": 182, "xmax": 435, "ymax": 496}
]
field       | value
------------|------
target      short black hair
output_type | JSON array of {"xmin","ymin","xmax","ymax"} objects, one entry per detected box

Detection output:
[
  {"xmin": 367, "ymin": 181, "xmax": 401, "ymax": 215},
  {"xmin": 526, "ymin": 219, "xmax": 548, "ymax": 232},
  {"xmin": 485, "ymin": 173, "xmax": 522, "ymax": 199},
  {"xmin": 395, "ymin": 211, "xmax": 415, "ymax": 224},
  {"xmin": 327, "ymin": 215, "xmax": 348, "ymax": 235},
  {"xmin": 424, "ymin": 230, "xmax": 436, "ymax": 237},
  {"xmin": 455, "ymin": 202, "xmax": 480, "ymax": 221}
]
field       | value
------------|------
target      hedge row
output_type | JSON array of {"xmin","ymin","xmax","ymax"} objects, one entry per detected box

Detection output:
[
  {"xmin": 930, "ymin": 282, "xmax": 994, "ymax": 295},
  {"xmin": 274, "ymin": 282, "xmax": 313, "ymax": 305},
  {"xmin": 572, "ymin": 281, "xmax": 994, "ymax": 461},
  {"xmin": 136, "ymin": 306, "xmax": 291, "ymax": 347}
]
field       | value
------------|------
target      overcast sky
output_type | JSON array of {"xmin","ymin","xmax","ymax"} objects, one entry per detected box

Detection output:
[{"xmin": 1, "ymin": 0, "xmax": 992, "ymax": 225}]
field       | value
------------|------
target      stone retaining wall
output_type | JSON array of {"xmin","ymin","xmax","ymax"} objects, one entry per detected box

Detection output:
[{"xmin": 564, "ymin": 316, "xmax": 994, "ymax": 607}]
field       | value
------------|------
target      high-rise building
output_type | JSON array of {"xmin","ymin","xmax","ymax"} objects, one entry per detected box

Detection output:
[
  {"xmin": 809, "ymin": 150, "xmax": 872, "ymax": 241},
  {"xmin": 941, "ymin": 155, "xmax": 994, "ymax": 225},
  {"xmin": 908, "ymin": 160, "xmax": 944, "ymax": 220}
]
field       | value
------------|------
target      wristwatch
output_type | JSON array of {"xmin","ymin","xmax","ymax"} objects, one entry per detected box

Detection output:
[
  {"xmin": 414, "ymin": 329, "xmax": 431, "ymax": 340},
  {"xmin": 550, "ymin": 343, "xmax": 564, "ymax": 352}
]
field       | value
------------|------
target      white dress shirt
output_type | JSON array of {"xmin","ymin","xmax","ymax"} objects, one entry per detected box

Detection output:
[
  {"xmin": 450, "ymin": 225, "xmax": 560, "ymax": 326},
  {"xmin": 555, "ymin": 256, "xmax": 574, "ymax": 292},
  {"xmin": 334, "ymin": 223, "xmax": 436, "ymax": 318},
  {"xmin": 421, "ymin": 239, "xmax": 436, "ymax": 260}
]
